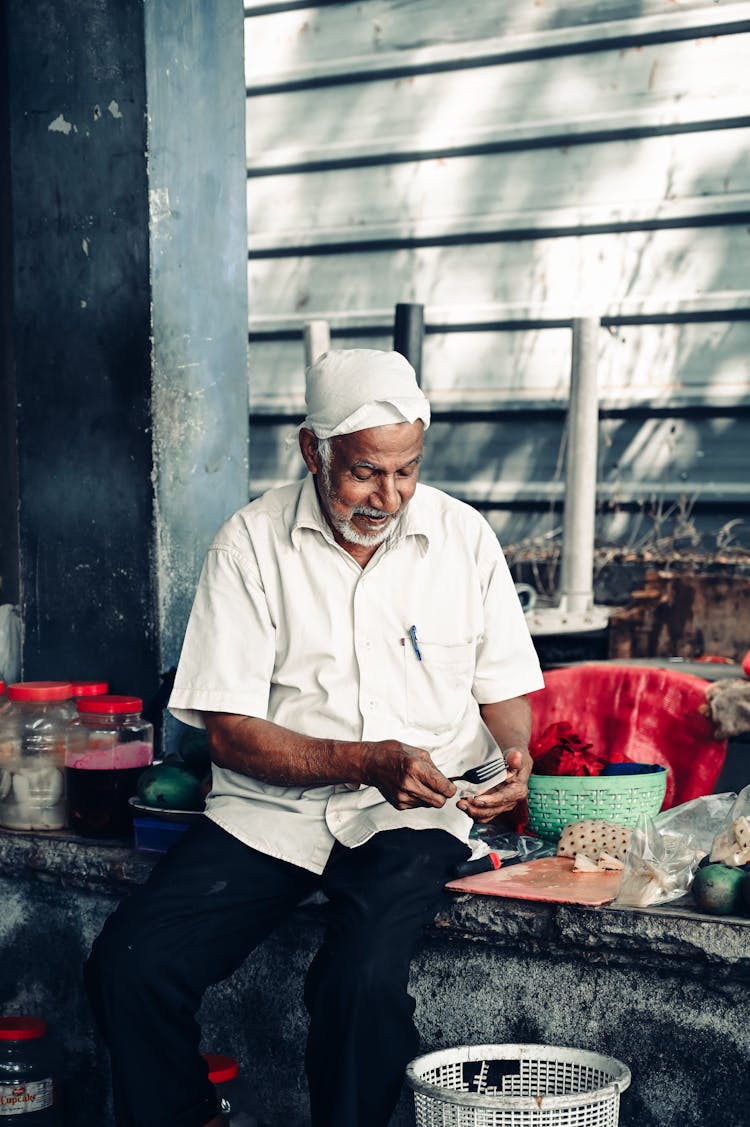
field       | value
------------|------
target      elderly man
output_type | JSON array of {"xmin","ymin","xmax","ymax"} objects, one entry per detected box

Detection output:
[{"xmin": 85, "ymin": 349, "xmax": 543, "ymax": 1127}]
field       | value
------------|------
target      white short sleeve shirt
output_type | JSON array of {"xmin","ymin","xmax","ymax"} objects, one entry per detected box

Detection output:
[{"xmin": 169, "ymin": 477, "xmax": 544, "ymax": 873}]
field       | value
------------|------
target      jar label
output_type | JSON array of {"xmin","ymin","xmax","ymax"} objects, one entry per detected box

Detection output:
[{"xmin": 0, "ymin": 1079, "xmax": 54, "ymax": 1115}]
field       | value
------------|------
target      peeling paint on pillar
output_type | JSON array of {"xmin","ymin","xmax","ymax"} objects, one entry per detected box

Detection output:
[{"xmin": 47, "ymin": 113, "xmax": 74, "ymax": 134}]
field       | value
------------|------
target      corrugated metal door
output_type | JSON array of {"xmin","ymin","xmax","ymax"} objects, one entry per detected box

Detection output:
[{"xmin": 243, "ymin": 0, "xmax": 750, "ymax": 556}]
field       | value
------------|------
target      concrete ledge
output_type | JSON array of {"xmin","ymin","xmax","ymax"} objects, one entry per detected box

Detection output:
[
  {"xmin": 0, "ymin": 827, "xmax": 157, "ymax": 892},
  {"xmin": 435, "ymin": 893, "xmax": 750, "ymax": 980},
  {"xmin": 3, "ymin": 827, "xmax": 748, "ymax": 978},
  {"xmin": 1, "ymin": 828, "xmax": 749, "ymax": 1127}
]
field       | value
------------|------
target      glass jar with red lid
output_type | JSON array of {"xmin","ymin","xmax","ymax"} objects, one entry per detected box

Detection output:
[
  {"xmin": 202, "ymin": 1053, "xmax": 258, "ymax": 1126},
  {"xmin": 0, "ymin": 1016, "xmax": 61, "ymax": 1124},
  {"xmin": 66, "ymin": 695, "xmax": 153, "ymax": 837},
  {"xmin": 62, "ymin": 682, "xmax": 108, "ymax": 758},
  {"xmin": 69, "ymin": 681, "xmax": 108, "ymax": 699},
  {"xmin": 0, "ymin": 683, "xmax": 73, "ymax": 831}
]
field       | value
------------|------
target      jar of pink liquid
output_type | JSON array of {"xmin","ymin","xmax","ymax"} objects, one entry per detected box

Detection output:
[{"xmin": 66, "ymin": 695, "xmax": 153, "ymax": 838}]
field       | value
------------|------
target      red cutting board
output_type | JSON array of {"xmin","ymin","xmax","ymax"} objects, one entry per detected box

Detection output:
[{"xmin": 445, "ymin": 856, "xmax": 621, "ymax": 906}]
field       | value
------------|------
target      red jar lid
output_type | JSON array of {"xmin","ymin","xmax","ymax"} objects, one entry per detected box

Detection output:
[
  {"xmin": 70, "ymin": 681, "xmax": 109, "ymax": 697},
  {"xmin": 202, "ymin": 1053, "xmax": 238, "ymax": 1084},
  {"xmin": 77, "ymin": 695, "xmax": 143, "ymax": 715},
  {"xmin": 0, "ymin": 1017, "xmax": 47, "ymax": 1041},
  {"xmin": 7, "ymin": 681, "xmax": 73, "ymax": 702}
]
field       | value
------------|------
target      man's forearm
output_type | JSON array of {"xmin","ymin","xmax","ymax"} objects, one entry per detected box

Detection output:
[
  {"xmin": 479, "ymin": 696, "xmax": 533, "ymax": 771},
  {"xmin": 202, "ymin": 711, "xmax": 457, "ymax": 811},
  {"xmin": 203, "ymin": 712, "xmax": 365, "ymax": 788}
]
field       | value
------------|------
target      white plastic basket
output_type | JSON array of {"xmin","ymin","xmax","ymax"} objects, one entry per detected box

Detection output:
[{"xmin": 405, "ymin": 1043, "xmax": 631, "ymax": 1127}]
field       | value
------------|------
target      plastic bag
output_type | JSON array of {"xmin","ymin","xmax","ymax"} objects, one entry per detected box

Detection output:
[
  {"xmin": 614, "ymin": 791, "xmax": 737, "ymax": 908},
  {"xmin": 655, "ymin": 791, "xmax": 738, "ymax": 857},
  {"xmin": 709, "ymin": 783, "xmax": 750, "ymax": 865},
  {"xmin": 469, "ymin": 826, "xmax": 557, "ymax": 863}
]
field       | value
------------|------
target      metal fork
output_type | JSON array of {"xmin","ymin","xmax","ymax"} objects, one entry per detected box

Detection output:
[{"xmin": 450, "ymin": 755, "xmax": 507, "ymax": 794}]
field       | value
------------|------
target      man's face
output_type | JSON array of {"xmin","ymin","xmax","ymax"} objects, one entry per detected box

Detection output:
[{"xmin": 301, "ymin": 421, "xmax": 424, "ymax": 554}]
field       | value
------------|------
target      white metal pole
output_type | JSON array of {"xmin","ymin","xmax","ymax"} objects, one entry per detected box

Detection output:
[
  {"xmin": 558, "ymin": 317, "xmax": 600, "ymax": 613},
  {"xmin": 303, "ymin": 320, "xmax": 331, "ymax": 367}
]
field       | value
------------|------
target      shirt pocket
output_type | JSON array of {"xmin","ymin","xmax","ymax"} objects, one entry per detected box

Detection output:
[{"xmin": 403, "ymin": 637, "xmax": 477, "ymax": 733}]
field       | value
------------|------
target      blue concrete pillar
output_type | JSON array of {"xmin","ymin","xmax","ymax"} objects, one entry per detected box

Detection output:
[{"xmin": 144, "ymin": 0, "xmax": 250, "ymax": 693}]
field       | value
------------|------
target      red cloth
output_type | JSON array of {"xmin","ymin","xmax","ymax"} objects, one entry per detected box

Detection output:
[
  {"xmin": 742, "ymin": 649, "xmax": 750, "ymax": 678},
  {"xmin": 527, "ymin": 663, "xmax": 727, "ymax": 810},
  {"xmin": 531, "ymin": 721, "xmax": 606, "ymax": 777}
]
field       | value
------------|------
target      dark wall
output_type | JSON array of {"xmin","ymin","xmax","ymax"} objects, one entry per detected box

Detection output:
[
  {"xmin": 0, "ymin": 0, "xmax": 19, "ymax": 611},
  {"xmin": 5, "ymin": 0, "xmax": 156, "ymax": 693}
]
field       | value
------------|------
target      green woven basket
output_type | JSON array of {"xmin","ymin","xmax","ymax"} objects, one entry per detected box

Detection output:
[{"xmin": 526, "ymin": 769, "xmax": 668, "ymax": 842}]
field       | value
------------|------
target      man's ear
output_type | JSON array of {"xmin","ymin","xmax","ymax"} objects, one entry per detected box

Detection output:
[{"xmin": 299, "ymin": 428, "xmax": 319, "ymax": 474}]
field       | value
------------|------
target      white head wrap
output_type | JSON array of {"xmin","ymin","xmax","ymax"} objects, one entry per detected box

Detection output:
[{"xmin": 300, "ymin": 349, "xmax": 430, "ymax": 440}]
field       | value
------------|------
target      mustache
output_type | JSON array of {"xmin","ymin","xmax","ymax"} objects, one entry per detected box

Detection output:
[{"xmin": 352, "ymin": 507, "xmax": 391, "ymax": 518}]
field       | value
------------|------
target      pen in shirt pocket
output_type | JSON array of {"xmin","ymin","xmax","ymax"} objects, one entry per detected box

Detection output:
[
  {"xmin": 406, "ymin": 624, "xmax": 422, "ymax": 661},
  {"xmin": 400, "ymin": 627, "xmax": 423, "ymax": 661}
]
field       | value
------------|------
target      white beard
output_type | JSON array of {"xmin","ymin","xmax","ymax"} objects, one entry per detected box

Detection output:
[{"xmin": 318, "ymin": 462, "xmax": 406, "ymax": 547}]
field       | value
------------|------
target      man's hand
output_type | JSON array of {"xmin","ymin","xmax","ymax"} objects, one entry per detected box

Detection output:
[
  {"xmin": 360, "ymin": 740, "xmax": 457, "ymax": 811},
  {"xmin": 456, "ymin": 747, "xmax": 532, "ymax": 824}
]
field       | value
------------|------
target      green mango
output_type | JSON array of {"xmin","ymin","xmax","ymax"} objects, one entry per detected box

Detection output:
[
  {"xmin": 691, "ymin": 863, "xmax": 745, "ymax": 916},
  {"xmin": 136, "ymin": 763, "xmax": 205, "ymax": 811}
]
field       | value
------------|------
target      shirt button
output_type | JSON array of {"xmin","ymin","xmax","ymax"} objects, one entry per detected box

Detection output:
[{"xmin": 364, "ymin": 640, "xmax": 372, "ymax": 650}]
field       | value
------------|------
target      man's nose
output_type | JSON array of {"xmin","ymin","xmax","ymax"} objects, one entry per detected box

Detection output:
[{"xmin": 372, "ymin": 476, "xmax": 401, "ymax": 513}]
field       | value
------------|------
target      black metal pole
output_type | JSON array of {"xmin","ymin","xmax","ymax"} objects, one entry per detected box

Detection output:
[{"xmin": 393, "ymin": 302, "xmax": 424, "ymax": 386}]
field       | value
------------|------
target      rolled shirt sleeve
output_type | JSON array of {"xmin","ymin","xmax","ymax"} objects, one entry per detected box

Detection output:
[
  {"xmin": 473, "ymin": 521, "xmax": 545, "ymax": 704},
  {"xmin": 169, "ymin": 545, "xmax": 275, "ymax": 728}
]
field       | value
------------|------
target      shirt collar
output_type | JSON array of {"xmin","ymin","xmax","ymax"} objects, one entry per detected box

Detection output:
[
  {"xmin": 395, "ymin": 485, "xmax": 431, "ymax": 554},
  {"xmin": 291, "ymin": 474, "xmax": 431, "ymax": 554},
  {"xmin": 291, "ymin": 474, "xmax": 331, "ymax": 549}
]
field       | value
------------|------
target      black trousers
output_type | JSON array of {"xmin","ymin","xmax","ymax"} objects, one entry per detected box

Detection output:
[{"xmin": 84, "ymin": 817, "xmax": 468, "ymax": 1127}]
